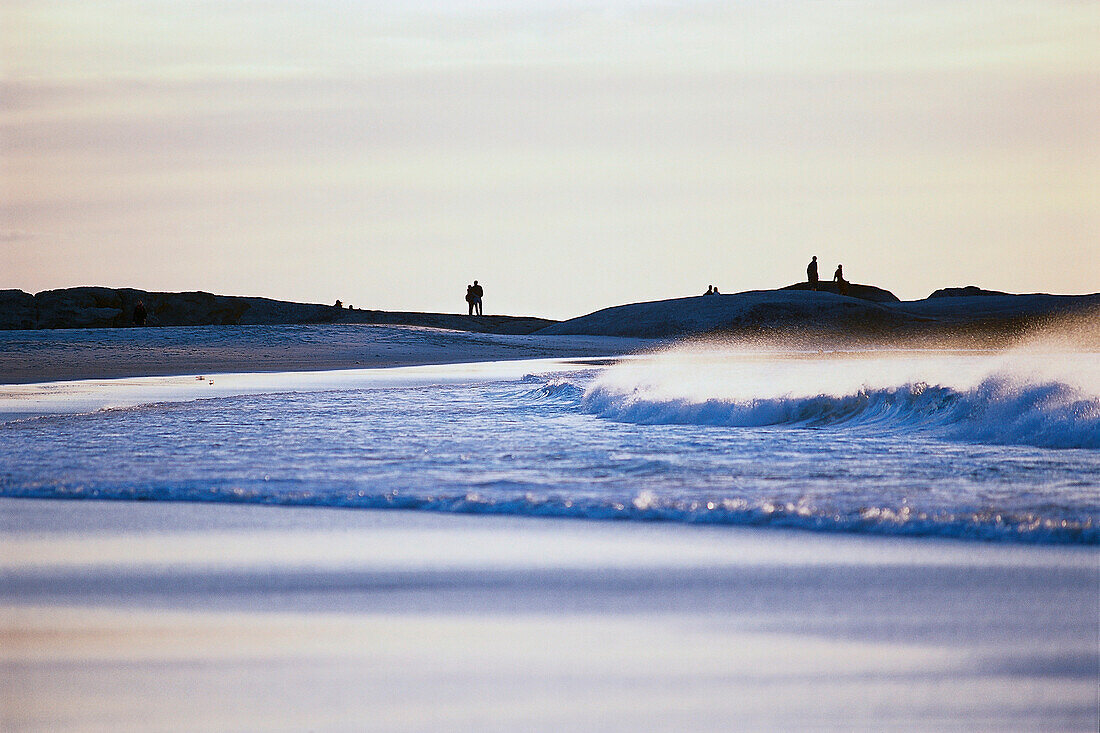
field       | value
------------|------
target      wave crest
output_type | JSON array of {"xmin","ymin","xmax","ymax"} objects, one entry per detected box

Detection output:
[
  {"xmin": 581, "ymin": 377, "xmax": 1100, "ymax": 450},
  {"xmin": 529, "ymin": 378, "xmax": 586, "ymax": 401}
]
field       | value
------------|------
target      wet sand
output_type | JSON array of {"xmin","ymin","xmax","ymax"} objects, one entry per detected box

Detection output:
[
  {"xmin": 2, "ymin": 498, "xmax": 1097, "ymax": 731},
  {"xmin": 0, "ymin": 324, "xmax": 649, "ymax": 385}
]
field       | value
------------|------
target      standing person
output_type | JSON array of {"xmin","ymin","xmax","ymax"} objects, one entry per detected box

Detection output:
[
  {"xmin": 133, "ymin": 300, "xmax": 147, "ymax": 326},
  {"xmin": 465, "ymin": 284, "xmax": 475, "ymax": 315},
  {"xmin": 833, "ymin": 264, "xmax": 848, "ymax": 295},
  {"xmin": 807, "ymin": 256, "xmax": 818, "ymax": 290},
  {"xmin": 471, "ymin": 280, "xmax": 484, "ymax": 316}
]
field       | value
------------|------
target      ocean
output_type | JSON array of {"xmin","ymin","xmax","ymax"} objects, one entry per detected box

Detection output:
[{"xmin": 3, "ymin": 344, "xmax": 1097, "ymax": 544}]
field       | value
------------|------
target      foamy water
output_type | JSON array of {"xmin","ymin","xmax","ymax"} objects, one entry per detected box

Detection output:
[{"xmin": 2, "ymin": 348, "xmax": 1097, "ymax": 543}]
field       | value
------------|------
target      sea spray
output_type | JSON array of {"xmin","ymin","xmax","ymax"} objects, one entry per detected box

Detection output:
[
  {"xmin": 582, "ymin": 377, "xmax": 1099, "ymax": 450},
  {"xmin": 581, "ymin": 347, "xmax": 1100, "ymax": 449}
]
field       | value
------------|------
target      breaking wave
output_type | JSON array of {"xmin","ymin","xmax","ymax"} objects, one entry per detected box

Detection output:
[
  {"xmin": 2, "ymin": 352, "xmax": 1097, "ymax": 545},
  {"xmin": 582, "ymin": 377, "xmax": 1100, "ymax": 450},
  {"xmin": 2, "ymin": 480, "xmax": 1095, "ymax": 544},
  {"xmin": 529, "ymin": 377, "xmax": 587, "ymax": 401}
]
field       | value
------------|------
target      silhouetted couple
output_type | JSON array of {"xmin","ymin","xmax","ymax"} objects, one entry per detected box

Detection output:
[
  {"xmin": 806, "ymin": 257, "xmax": 848, "ymax": 295},
  {"xmin": 704, "ymin": 285, "xmax": 720, "ymax": 296},
  {"xmin": 465, "ymin": 280, "xmax": 483, "ymax": 316}
]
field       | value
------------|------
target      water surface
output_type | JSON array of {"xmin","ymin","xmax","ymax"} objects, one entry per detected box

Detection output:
[{"xmin": 2, "ymin": 348, "xmax": 1097, "ymax": 543}]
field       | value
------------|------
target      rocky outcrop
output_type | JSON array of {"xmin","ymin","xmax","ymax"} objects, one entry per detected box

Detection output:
[
  {"xmin": 537, "ymin": 288, "xmax": 1100, "ymax": 342},
  {"xmin": 781, "ymin": 281, "xmax": 900, "ymax": 303},
  {"xmin": 32, "ymin": 288, "xmax": 252, "ymax": 329},
  {"xmin": 0, "ymin": 289, "xmax": 36, "ymax": 329},
  {"xmin": 335, "ymin": 308, "xmax": 555, "ymax": 335},
  {"xmin": 141, "ymin": 290, "xmax": 255, "ymax": 326},
  {"xmin": 33, "ymin": 287, "xmax": 127, "ymax": 329},
  {"xmin": 927, "ymin": 286, "xmax": 1010, "ymax": 298},
  {"xmin": 0, "ymin": 287, "xmax": 555, "ymax": 334},
  {"xmin": 537, "ymin": 289, "xmax": 917, "ymax": 339}
]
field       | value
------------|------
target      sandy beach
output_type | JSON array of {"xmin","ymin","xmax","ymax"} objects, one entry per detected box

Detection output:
[
  {"xmin": 3, "ymin": 498, "xmax": 1097, "ymax": 732},
  {"xmin": 0, "ymin": 324, "xmax": 649, "ymax": 385}
]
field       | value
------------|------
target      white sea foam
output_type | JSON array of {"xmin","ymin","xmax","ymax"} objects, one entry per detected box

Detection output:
[
  {"xmin": 583, "ymin": 378, "xmax": 1099, "ymax": 450},
  {"xmin": 581, "ymin": 347, "xmax": 1100, "ymax": 449}
]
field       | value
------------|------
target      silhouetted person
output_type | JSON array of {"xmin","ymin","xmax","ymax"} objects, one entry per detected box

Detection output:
[
  {"xmin": 465, "ymin": 284, "xmax": 476, "ymax": 315},
  {"xmin": 833, "ymin": 264, "xmax": 848, "ymax": 295},
  {"xmin": 704, "ymin": 285, "xmax": 713, "ymax": 296},
  {"xmin": 713, "ymin": 285, "xmax": 720, "ymax": 295},
  {"xmin": 807, "ymin": 256, "xmax": 818, "ymax": 290},
  {"xmin": 133, "ymin": 300, "xmax": 147, "ymax": 326},
  {"xmin": 471, "ymin": 280, "xmax": 484, "ymax": 316}
]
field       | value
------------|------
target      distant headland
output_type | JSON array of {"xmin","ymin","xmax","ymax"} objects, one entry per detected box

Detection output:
[{"xmin": 1, "ymin": 285, "xmax": 1097, "ymax": 347}]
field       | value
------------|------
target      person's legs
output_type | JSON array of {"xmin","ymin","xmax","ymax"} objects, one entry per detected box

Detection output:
[{"xmin": 476, "ymin": 298, "xmax": 482, "ymax": 316}]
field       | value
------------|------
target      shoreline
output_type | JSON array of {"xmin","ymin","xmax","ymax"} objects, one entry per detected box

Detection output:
[
  {"xmin": 3, "ymin": 498, "xmax": 1097, "ymax": 731},
  {"xmin": 0, "ymin": 324, "xmax": 651, "ymax": 386},
  {"xmin": 0, "ymin": 356, "xmax": 615, "ymax": 423}
]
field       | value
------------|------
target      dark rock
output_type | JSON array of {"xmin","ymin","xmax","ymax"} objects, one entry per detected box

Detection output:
[
  {"xmin": 236, "ymin": 296, "xmax": 339, "ymax": 325},
  {"xmin": 126, "ymin": 290, "xmax": 251, "ymax": 326},
  {"xmin": 0, "ymin": 290, "xmax": 36, "ymax": 329},
  {"xmin": 540, "ymin": 288, "xmax": 1100, "ymax": 343},
  {"xmin": 781, "ymin": 281, "xmax": 900, "ymax": 303},
  {"xmin": 332, "ymin": 308, "xmax": 554, "ymax": 334},
  {"xmin": 927, "ymin": 286, "xmax": 1010, "ymax": 298},
  {"xmin": 30, "ymin": 287, "xmax": 249, "ymax": 329},
  {"xmin": 538, "ymin": 289, "xmax": 915, "ymax": 339},
  {"xmin": 897, "ymin": 293, "xmax": 1100, "ymax": 321},
  {"xmin": 34, "ymin": 287, "xmax": 127, "ymax": 328},
  {"xmin": 0, "ymin": 286, "xmax": 554, "ymax": 333}
]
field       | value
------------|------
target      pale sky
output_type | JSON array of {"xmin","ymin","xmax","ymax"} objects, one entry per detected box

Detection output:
[{"xmin": 2, "ymin": 1, "xmax": 1097, "ymax": 319}]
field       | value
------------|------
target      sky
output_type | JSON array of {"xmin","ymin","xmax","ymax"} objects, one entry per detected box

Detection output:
[{"xmin": 2, "ymin": 1, "xmax": 1097, "ymax": 319}]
